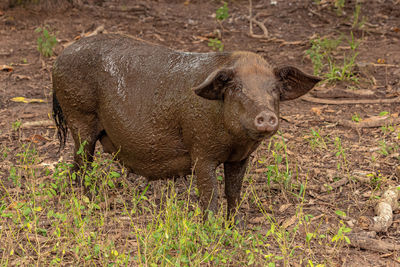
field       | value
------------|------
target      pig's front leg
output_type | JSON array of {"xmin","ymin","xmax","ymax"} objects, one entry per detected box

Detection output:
[
  {"xmin": 195, "ymin": 160, "xmax": 219, "ymax": 216},
  {"xmin": 224, "ymin": 158, "xmax": 249, "ymax": 221}
]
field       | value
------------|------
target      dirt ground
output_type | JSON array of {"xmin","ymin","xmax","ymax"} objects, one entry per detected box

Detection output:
[{"xmin": 0, "ymin": 0, "xmax": 399, "ymax": 266}]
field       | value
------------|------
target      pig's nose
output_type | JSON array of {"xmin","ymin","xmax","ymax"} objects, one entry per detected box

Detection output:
[{"xmin": 254, "ymin": 111, "xmax": 278, "ymax": 132}]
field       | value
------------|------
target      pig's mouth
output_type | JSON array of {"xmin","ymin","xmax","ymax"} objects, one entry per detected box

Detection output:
[{"xmin": 246, "ymin": 129, "xmax": 274, "ymax": 141}]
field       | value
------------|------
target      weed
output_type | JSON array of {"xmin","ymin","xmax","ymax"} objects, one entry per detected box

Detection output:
[
  {"xmin": 378, "ymin": 140, "xmax": 398, "ymax": 157},
  {"xmin": 334, "ymin": 0, "xmax": 345, "ymax": 15},
  {"xmin": 1, "ymin": 145, "xmax": 10, "ymax": 159},
  {"xmin": 12, "ymin": 119, "xmax": 21, "ymax": 131},
  {"xmin": 352, "ymin": 3, "xmax": 366, "ymax": 29},
  {"xmin": 379, "ymin": 111, "xmax": 389, "ymax": 117},
  {"xmin": 331, "ymin": 220, "xmax": 351, "ymax": 248},
  {"xmin": 334, "ymin": 137, "xmax": 347, "ymax": 171},
  {"xmin": 351, "ymin": 113, "xmax": 361, "ymax": 122},
  {"xmin": 305, "ymin": 33, "xmax": 360, "ymax": 83},
  {"xmin": 35, "ymin": 26, "xmax": 57, "ymax": 57},
  {"xmin": 216, "ymin": 2, "xmax": 229, "ymax": 21},
  {"xmin": 264, "ymin": 133, "xmax": 292, "ymax": 187},
  {"xmin": 379, "ymin": 111, "xmax": 395, "ymax": 134},
  {"xmin": 129, "ymin": 179, "xmax": 249, "ymax": 266},
  {"xmin": 324, "ymin": 48, "xmax": 359, "ymax": 83},
  {"xmin": 208, "ymin": 38, "xmax": 224, "ymax": 51},
  {"xmin": 367, "ymin": 172, "xmax": 385, "ymax": 190},
  {"xmin": 305, "ymin": 36, "xmax": 341, "ymax": 76},
  {"xmin": 305, "ymin": 128, "xmax": 328, "ymax": 151}
]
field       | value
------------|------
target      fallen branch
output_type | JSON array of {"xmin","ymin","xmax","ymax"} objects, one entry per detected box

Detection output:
[
  {"xmin": 247, "ymin": 0, "xmax": 269, "ymax": 39},
  {"xmin": 83, "ymin": 25, "xmax": 105, "ymax": 38},
  {"xmin": 64, "ymin": 25, "xmax": 105, "ymax": 48},
  {"xmin": 329, "ymin": 116, "xmax": 400, "ymax": 129},
  {"xmin": 302, "ymin": 95, "xmax": 400, "ymax": 105},
  {"xmin": 321, "ymin": 177, "xmax": 348, "ymax": 192},
  {"xmin": 370, "ymin": 185, "xmax": 400, "ymax": 232},
  {"xmin": 311, "ymin": 88, "xmax": 377, "ymax": 99},
  {"xmin": 348, "ymin": 232, "xmax": 400, "ymax": 253},
  {"xmin": 21, "ymin": 120, "xmax": 54, "ymax": 128}
]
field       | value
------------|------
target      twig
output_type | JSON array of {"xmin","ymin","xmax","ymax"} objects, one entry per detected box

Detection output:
[
  {"xmin": 311, "ymin": 88, "xmax": 376, "ymax": 99},
  {"xmin": 321, "ymin": 178, "xmax": 348, "ymax": 192},
  {"xmin": 21, "ymin": 120, "xmax": 54, "ymax": 128},
  {"xmin": 247, "ymin": 0, "xmax": 269, "ymax": 39},
  {"xmin": 302, "ymin": 95, "xmax": 400, "ymax": 105},
  {"xmin": 326, "ymin": 116, "xmax": 400, "ymax": 129}
]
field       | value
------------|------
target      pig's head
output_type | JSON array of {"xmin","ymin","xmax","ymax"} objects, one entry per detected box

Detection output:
[{"xmin": 194, "ymin": 54, "xmax": 321, "ymax": 141}]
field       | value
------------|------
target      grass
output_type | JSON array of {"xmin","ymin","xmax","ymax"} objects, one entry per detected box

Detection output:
[
  {"xmin": 305, "ymin": 32, "xmax": 360, "ymax": 84},
  {"xmin": 3, "ymin": 123, "xmax": 398, "ymax": 265}
]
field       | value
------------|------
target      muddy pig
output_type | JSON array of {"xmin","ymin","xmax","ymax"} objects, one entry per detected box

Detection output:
[{"xmin": 52, "ymin": 34, "xmax": 320, "ymax": 218}]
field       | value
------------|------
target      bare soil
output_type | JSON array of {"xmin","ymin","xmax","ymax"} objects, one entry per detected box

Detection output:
[{"xmin": 0, "ymin": 0, "xmax": 399, "ymax": 265}]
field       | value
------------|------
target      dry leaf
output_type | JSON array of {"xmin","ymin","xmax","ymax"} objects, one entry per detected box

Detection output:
[
  {"xmin": 1, "ymin": 64, "xmax": 13, "ymax": 72},
  {"xmin": 249, "ymin": 216, "xmax": 264, "ymax": 224},
  {"xmin": 311, "ymin": 107, "xmax": 322, "ymax": 116},
  {"xmin": 11, "ymin": 97, "xmax": 45, "ymax": 103},
  {"xmin": 377, "ymin": 58, "xmax": 385, "ymax": 64},
  {"xmin": 27, "ymin": 134, "xmax": 49, "ymax": 143},
  {"xmin": 279, "ymin": 203, "xmax": 291, "ymax": 213},
  {"xmin": 282, "ymin": 214, "xmax": 297, "ymax": 229}
]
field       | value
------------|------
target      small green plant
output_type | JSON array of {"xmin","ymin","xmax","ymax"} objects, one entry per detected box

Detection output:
[
  {"xmin": 305, "ymin": 32, "xmax": 360, "ymax": 83},
  {"xmin": 351, "ymin": 113, "xmax": 361, "ymax": 122},
  {"xmin": 12, "ymin": 119, "xmax": 21, "ymax": 131},
  {"xmin": 378, "ymin": 140, "xmax": 398, "ymax": 157},
  {"xmin": 305, "ymin": 128, "xmax": 328, "ymax": 151},
  {"xmin": 208, "ymin": 38, "xmax": 224, "ymax": 51},
  {"xmin": 379, "ymin": 111, "xmax": 389, "ymax": 117},
  {"xmin": 367, "ymin": 172, "xmax": 384, "ymax": 190},
  {"xmin": 334, "ymin": 137, "xmax": 347, "ymax": 171},
  {"xmin": 331, "ymin": 221, "xmax": 351, "ymax": 248},
  {"xmin": 334, "ymin": 0, "xmax": 345, "ymax": 15},
  {"xmin": 216, "ymin": 2, "xmax": 229, "ymax": 21},
  {"xmin": 263, "ymin": 133, "xmax": 292, "ymax": 188},
  {"xmin": 305, "ymin": 37, "xmax": 341, "ymax": 75},
  {"xmin": 381, "ymin": 124, "xmax": 394, "ymax": 134},
  {"xmin": 352, "ymin": 3, "xmax": 366, "ymax": 29},
  {"xmin": 35, "ymin": 26, "xmax": 58, "ymax": 57}
]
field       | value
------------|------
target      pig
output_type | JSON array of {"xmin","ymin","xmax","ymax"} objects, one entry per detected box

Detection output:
[{"xmin": 52, "ymin": 34, "xmax": 320, "ymax": 219}]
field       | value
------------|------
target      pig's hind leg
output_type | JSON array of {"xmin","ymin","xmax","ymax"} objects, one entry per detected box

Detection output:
[
  {"xmin": 99, "ymin": 131, "xmax": 118, "ymax": 154},
  {"xmin": 67, "ymin": 112, "xmax": 104, "ymax": 171}
]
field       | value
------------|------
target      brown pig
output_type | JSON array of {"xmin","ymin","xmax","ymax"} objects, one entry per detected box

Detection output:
[{"xmin": 52, "ymin": 34, "xmax": 320, "ymax": 218}]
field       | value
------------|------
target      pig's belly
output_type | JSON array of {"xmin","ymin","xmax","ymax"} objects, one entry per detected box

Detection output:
[{"xmin": 119, "ymin": 151, "xmax": 193, "ymax": 179}]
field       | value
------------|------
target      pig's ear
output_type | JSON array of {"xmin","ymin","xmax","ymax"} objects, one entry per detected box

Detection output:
[
  {"xmin": 274, "ymin": 66, "xmax": 321, "ymax": 101},
  {"xmin": 193, "ymin": 68, "xmax": 235, "ymax": 100}
]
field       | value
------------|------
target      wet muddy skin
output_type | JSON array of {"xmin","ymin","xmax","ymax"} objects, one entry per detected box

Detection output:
[{"xmin": 52, "ymin": 34, "xmax": 320, "ymax": 217}]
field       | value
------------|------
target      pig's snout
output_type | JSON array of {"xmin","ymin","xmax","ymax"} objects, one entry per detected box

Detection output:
[{"xmin": 254, "ymin": 111, "xmax": 278, "ymax": 133}]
